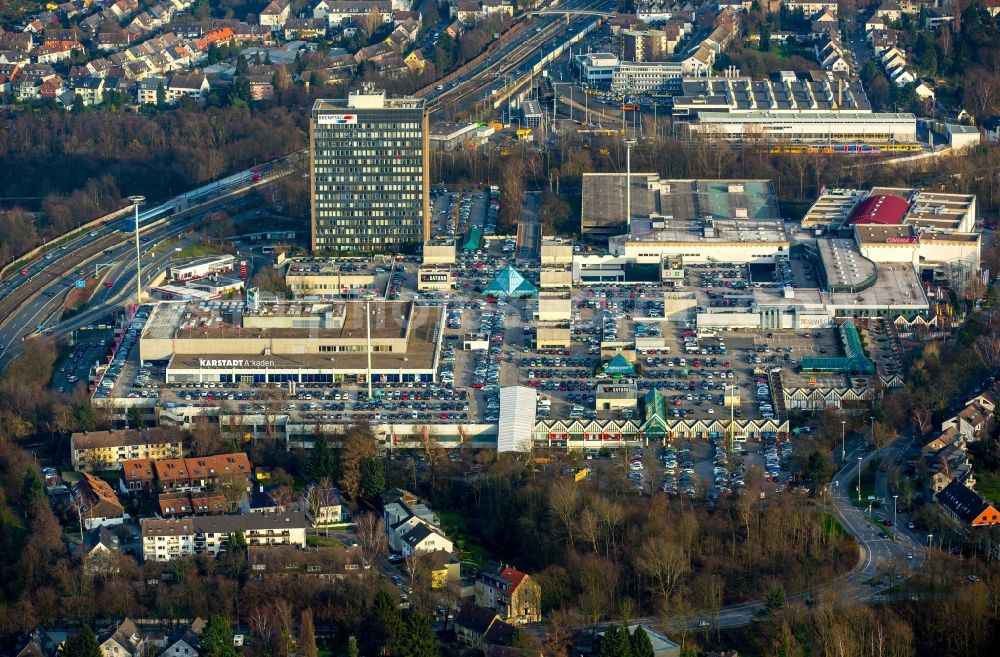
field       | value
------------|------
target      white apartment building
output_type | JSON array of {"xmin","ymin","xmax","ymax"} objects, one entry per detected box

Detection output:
[{"xmin": 141, "ymin": 512, "xmax": 308, "ymax": 562}]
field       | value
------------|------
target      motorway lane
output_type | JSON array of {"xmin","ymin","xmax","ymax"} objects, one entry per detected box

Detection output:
[
  {"xmin": 0, "ymin": 161, "xmax": 295, "ymax": 369},
  {"xmin": 424, "ymin": 0, "xmax": 614, "ymax": 115}
]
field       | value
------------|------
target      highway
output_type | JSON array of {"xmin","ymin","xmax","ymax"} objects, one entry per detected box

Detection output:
[
  {"xmin": 423, "ymin": 0, "xmax": 613, "ymax": 117},
  {"xmin": 0, "ymin": 155, "xmax": 301, "ymax": 371}
]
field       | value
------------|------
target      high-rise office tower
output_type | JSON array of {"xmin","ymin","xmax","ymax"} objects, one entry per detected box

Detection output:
[{"xmin": 310, "ymin": 90, "xmax": 429, "ymax": 253}]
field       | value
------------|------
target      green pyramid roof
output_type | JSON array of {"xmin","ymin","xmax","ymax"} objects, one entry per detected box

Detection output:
[
  {"xmin": 604, "ymin": 354, "xmax": 636, "ymax": 376},
  {"xmin": 482, "ymin": 265, "xmax": 537, "ymax": 298}
]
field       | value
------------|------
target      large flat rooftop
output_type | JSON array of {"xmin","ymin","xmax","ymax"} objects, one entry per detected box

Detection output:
[
  {"xmin": 144, "ymin": 300, "xmax": 420, "ymax": 341},
  {"xmin": 582, "ymin": 175, "xmax": 783, "ymax": 238}
]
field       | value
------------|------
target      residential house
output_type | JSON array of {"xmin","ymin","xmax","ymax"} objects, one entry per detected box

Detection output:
[
  {"xmin": 14, "ymin": 74, "xmax": 44, "ymax": 100},
  {"xmin": 160, "ymin": 621, "xmax": 205, "ymax": 657},
  {"xmin": 84, "ymin": 525, "xmax": 122, "ymax": 575},
  {"xmin": 259, "ymin": 0, "xmax": 291, "ymax": 28},
  {"xmin": 475, "ymin": 565, "xmax": 541, "ymax": 625},
  {"xmin": 72, "ymin": 472, "xmax": 125, "ymax": 530},
  {"xmin": 941, "ymin": 393, "xmax": 996, "ymax": 442},
  {"xmin": 240, "ymin": 73, "xmax": 275, "ymax": 99},
  {"xmin": 454, "ymin": 603, "xmax": 513, "ymax": 652},
  {"xmin": 15, "ymin": 627, "xmax": 69, "ymax": 657},
  {"xmin": 71, "ymin": 428, "xmax": 183, "ymax": 471},
  {"xmin": 867, "ymin": 28, "xmax": 898, "ymax": 50},
  {"xmin": 136, "ymin": 75, "xmax": 167, "ymax": 104},
  {"xmin": 780, "ymin": 0, "xmax": 838, "ymax": 17},
  {"xmin": 401, "ymin": 522, "xmax": 454, "ymax": 556},
  {"xmin": 73, "ymin": 76, "xmax": 106, "ymax": 105},
  {"xmin": 313, "ymin": 0, "xmax": 332, "ymax": 19},
  {"xmin": 914, "ymin": 81, "xmax": 934, "ymax": 101},
  {"xmin": 167, "ymin": 73, "xmax": 209, "ymax": 101},
  {"xmin": 96, "ymin": 31, "xmax": 130, "ymax": 51},
  {"xmin": 284, "ymin": 18, "xmax": 326, "ymax": 40},
  {"xmin": 247, "ymin": 545, "xmax": 370, "ymax": 579},
  {"xmin": 141, "ymin": 511, "xmax": 309, "ymax": 562},
  {"xmin": 924, "ymin": 6, "xmax": 953, "ymax": 29},
  {"xmin": 302, "ymin": 484, "xmax": 343, "ymax": 526},
  {"xmin": 455, "ymin": 0, "xmax": 482, "ymax": 23},
  {"xmin": 23, "ymin": 20, "xmax": 46, "ymax": 36},
  {"xmin": 0, "ymin": 32, "xmax": 34, "ymax": 53},
  {"xmin": 817, "ymin": 36, "xmax": 849, "ymax": 74},
  {"xmin": 120, "ymin": 452, "xmax": 252, "ymax": 493},
  {"xmin": 322, "ymin": 0, "xmax": 393, "ymax": 27},
  {"xmin": 38, "ymin": 74, "xmax": 64, "ymax": 100},
  {"xmin": 0, "ymin": 49, "xmax": 31, "ymax": 66},
  {"xmin": 355, "ymin": 41, "xmax": 396, "ymax": 63},
  {"xmin": 404, "ymin": 48, "xmax": 427, "ymax": 71},
  {"xmin": 482, "ymin": 0, "xmax": 514, "ymax": 18},
  {"xmin": 874, "ymin": 0, "xmax": 902, "ymax": 22},
  {"xmin": 681, "ymin": 44, "xmax": 713, "ymax": 75},
  {"xmin": 97, "ymin": 618, "xmax": 144, "ymax": 657},
  {"xmin": 33, "ymin": 40, "xmax": 82, "ymax": 63},
  {"xmin": 444, "ymin": 19, "xmax": 464, "ymax": 39},
  {"xmin": 984, "ymin": 116, "xmax": 1000, "ymax": 144},
  {"xmin": 428, "ymin": 549, "xmax": 461, "ymax": 589},
  {"xmin": 158, "ymin": 490, "xmax": 227, "ymax": 516},
  {"xmin": 936, "ymin": 479, "xmax": 1000, "ymax": 527},
  {"xmin": 810, "ymin": 7, "xmax": 837, "ymax": 33}
]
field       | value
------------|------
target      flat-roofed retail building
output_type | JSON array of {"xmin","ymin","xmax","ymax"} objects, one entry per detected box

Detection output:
[{"xmin": 140, "ymin": 299, "xmax": 443, "ymax": 384}]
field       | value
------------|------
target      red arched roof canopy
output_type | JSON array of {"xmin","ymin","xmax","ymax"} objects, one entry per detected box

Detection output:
[{"xmin": 849, "ymin": 194, "xmax": 909, "ymax": 225}]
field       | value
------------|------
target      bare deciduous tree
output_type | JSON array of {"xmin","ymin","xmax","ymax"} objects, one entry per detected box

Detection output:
[
  {"xmin": 547, "ymin": 478, "xmax": 580, "ymax": 546},
  {"xmin": 354, "ymin": 512, "xmax": 388, "ymax": 567}
]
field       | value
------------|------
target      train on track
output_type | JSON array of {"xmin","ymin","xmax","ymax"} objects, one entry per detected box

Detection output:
[{"xmin": 123, "ymin": 161, "xmax": 281, "ymax": 230}]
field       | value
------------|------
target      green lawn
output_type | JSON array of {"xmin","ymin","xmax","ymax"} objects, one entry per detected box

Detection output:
[
  {"xmin": 976, "ymin": 471, "xmax": 1000, "ymax": 506},
  {"xmin": 307, "ymin": 535, "xmax": 342, "ymax": 548},
  {"xmin": 174, "ymin": 243, "xmax": 228, "ymax": 259}
]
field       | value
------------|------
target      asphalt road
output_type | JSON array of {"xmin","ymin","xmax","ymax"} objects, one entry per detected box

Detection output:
[{"xmin": 0, "ymin": 159, "xmax": 295, "ymax": 371}]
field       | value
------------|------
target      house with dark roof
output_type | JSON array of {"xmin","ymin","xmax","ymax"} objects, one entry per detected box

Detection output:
[
  {"xmin": 454, "ymin": 603, "xmax": 513, "ymax": 652},
  {"xmin": 160, "ymin": 622, "xmax": 204, "ymax": 657},
  {"xmin": 401, "ymin": 522, "xmax": 454, "ymax": 556},
  {"xmin": 15, "ymin": 627, "xmax": 68, "ymax": 657},
  {"xmin": 167, "ymin": 73, "xmax": 209, "ymax": 102},
  {"xmin": 936, "ymin": 480, "xmax": 1000, "ymax": 527}
]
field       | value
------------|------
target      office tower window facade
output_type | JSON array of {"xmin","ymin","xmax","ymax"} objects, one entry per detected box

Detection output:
[{"xmin": 310, "ymin": 91, "xmax": 429, "ymax": 253}]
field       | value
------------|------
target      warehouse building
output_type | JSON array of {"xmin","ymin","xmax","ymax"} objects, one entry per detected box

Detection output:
[
  {"xmin": 671, "ymin": 73, "xmax": 871, "ymax": 117},
  {"xmin": 683, "ymin": 111, "xmax": 917, "ymax": 144}
]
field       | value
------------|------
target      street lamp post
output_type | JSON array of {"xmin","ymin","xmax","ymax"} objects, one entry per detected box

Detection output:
[
  {"xmin": 841, "ymin": 419, "xmax": 846, "ymax": 462},
  {"xmin": 927, "ymin": 533, "xmax": 933, "ymax": 548},
  {"xmin": 870, "ymin": 415, "xmax": 876, "ymax": 449},
  {"xmin": 624, "ymin": 137, "xmax": 637, "ymax": 234},
  {"xmin": 128, "ymin": 195, "xmax": 145, "ymax": 306},
  {"xmin": 857, "ymin": 456, "xmax": 863, "ymax": 504},
  {"xmin": 893, "ymin": 494, "xmax": 898, "ymax": 538}
]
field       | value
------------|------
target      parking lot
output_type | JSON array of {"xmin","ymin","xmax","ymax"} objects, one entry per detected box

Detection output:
[{"xmin": 53, "ymin": 324, "xmax": 116, "ymax": 394}]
